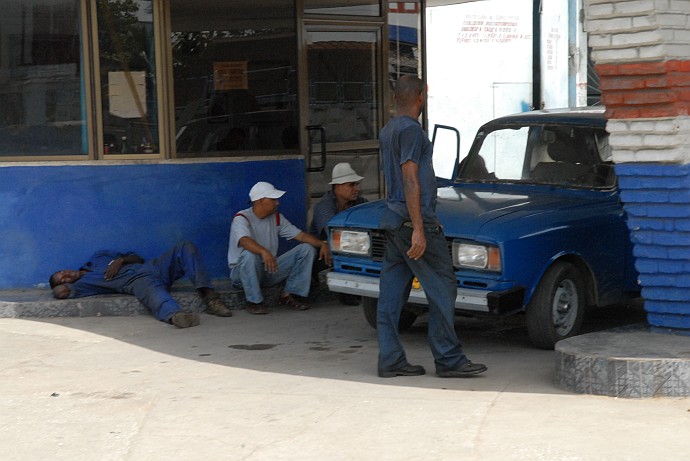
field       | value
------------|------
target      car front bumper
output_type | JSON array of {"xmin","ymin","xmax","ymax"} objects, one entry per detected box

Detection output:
[{"xmin": 327, "ymin": 272, "xmax": 524, "ymax": 315}]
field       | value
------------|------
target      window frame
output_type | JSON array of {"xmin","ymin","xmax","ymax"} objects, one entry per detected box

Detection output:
[
  {"xmin": 95, "ymin": 0, "xmax": 168, "ymax": 161},
  {"xmin": 0, "ymin": 0, "xmax": 96, "ymax": 162}
]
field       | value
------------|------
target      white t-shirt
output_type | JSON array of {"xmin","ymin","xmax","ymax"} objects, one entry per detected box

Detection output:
[{"xmin": 227, "ymin": 207, "xmax": 301, "ymax": 268}]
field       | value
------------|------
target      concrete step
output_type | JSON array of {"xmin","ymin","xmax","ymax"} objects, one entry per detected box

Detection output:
[
  {"xmin": 555, "ymin": 324, "xmax": 690, "ymax": 398},
  {"xmin": 0, "ymin": 279, "xmax": 335, "ymax": 319}
]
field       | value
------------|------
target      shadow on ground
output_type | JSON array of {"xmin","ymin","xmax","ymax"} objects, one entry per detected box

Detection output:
[{"xmin": 14, "ymin": 298, "xmax": 648, "ymax": 395}]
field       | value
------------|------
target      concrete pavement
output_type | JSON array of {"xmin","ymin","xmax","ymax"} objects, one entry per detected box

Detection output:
[{"xmin": 1, "ymin": 299, "xmax": 689, "ymax": 461}]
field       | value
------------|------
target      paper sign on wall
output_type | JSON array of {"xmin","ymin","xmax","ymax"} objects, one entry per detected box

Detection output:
[
  {"xmin": 214, "ymin": 61, "xmax": 248, "ymax": 91},
  {"xmin": 108, "ymin": 71, "xmax": 147, "ymax": 119}
]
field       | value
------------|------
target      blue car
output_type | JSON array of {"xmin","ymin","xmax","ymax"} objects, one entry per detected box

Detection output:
[{"xmin": 326, "ymin": 107, "xmax": 640, "ymax": 349}]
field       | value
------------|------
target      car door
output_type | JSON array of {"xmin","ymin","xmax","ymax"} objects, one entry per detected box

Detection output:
[{"xmin": 432, "ymin": 124, "xmax": 460, "ymax": 187}]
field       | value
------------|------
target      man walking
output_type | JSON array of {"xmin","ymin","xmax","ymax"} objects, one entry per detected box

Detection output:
[{"xmin": 377, "ymin": 75, "xmax": 487, "ymax": 378}]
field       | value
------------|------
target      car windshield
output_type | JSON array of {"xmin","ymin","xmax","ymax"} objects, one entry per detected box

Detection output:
[{"xmin": 457, "ymin": 124, "xmax": 616, "ymax": 188}]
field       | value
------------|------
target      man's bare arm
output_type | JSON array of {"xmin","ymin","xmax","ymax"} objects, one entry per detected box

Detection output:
[
  {"xmin": 402, "ymin": 160, "xmax": 426, "ymax": 260},
  {"xmin": 238, "ymin": 236, "xmax": 278, "ymax": 273},
  {"xmin": 294, "ymin": 231, "xmax": 332, "ymax": 266}
]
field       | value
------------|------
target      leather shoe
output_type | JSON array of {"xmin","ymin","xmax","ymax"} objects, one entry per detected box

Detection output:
[
  {"xmin": 278, "ymin": 294, "xmax": 309, "ymax": 311},
  {"xmin": 378, "ymin": 364, "xmax": 426, "ymax": 378},
  {"xmin": 246, "ymin": 302, "xmax": 269, "ymax": 315},
  {"xmin": 436, "ymin": 361, "xmax": 487, "ymax": 378}
]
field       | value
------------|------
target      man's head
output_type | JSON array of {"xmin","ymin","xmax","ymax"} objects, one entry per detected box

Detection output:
[
  {"xmin": 394, "ymin": 75, "xmax": 426, "ymax": 116},
  {"xmin": 249, "ymin": 181, "xmax": 285, "ymax": 218},
  {"xmin": 329, "ymin": 163, "xmax": 364, "ymax": 204},
  {"xmin": 49, "ymin": 270, "xmax": 84, "ymax": 299}
]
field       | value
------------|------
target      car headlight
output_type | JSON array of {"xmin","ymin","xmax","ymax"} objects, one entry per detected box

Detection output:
[
  {"xmin": 330, "ymin": 229, "xmax": 371, "ymax": 256},
  {"xmin": 452, "ymin": 241, "xmax": 501, "ymax": 272}
]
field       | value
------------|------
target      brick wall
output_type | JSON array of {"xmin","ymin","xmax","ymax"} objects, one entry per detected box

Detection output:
[
  {"xmin": 616, "ymin": 163, "xmax": 690, "ymax": 329},
  {"xmin": 584, "ymin": 0, "xmax": 690, "ymax": 330}
]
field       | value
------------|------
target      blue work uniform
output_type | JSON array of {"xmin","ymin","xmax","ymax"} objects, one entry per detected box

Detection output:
[{"xmin": 66, "ymin": 241, "xmax": 212, "ymax": 323}]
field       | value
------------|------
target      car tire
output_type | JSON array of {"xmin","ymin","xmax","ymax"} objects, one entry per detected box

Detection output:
[
  {"xmin": 362, "ymin": 296, "xmax": 418, "ymax": 331},
  {"xmin": 526, "ymin": 261, "xmax": 586, "ymax": 350}
]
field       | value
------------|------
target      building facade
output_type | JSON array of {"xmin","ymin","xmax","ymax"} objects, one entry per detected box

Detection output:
[
  {"xmin": 1, "ymin": 0, "xmax": 418, "ymax": 288},
  {"xmin": 1, "ymin": 0, "xmax": 689, "ymax": 332}
]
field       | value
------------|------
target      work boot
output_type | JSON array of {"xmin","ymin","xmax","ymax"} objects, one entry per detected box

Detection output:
[
  {"xmin": 203, "ymin": 293, "xmax": 232, "ymax": 317},
  {"xmin": 170, "ymin": 312, "xmax": 200, "ymax": 328}
]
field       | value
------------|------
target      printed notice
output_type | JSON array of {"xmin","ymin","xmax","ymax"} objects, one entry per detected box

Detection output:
[
  {"xmin": 214, "ymin": 61, "xmax": 248, "ymax": 91},
  {"xmin": 108, "ymin": 71, "xmax": 146, "ymax": 119},
  {"xmin": 457, "ymin": 14, "xmax": 531, "ymax": 44},
  {"xmin": 546, "ymin": 27, "xmax": 562, "ymax": 70}
]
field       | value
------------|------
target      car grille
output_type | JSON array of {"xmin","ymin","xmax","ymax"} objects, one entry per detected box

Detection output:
[
  {"xmin": 369, "ymin": 229, "xmax": 452, "ymax": 262},
  {"xmin": 371, "ymin": 230, "xmax": 387, "ymax": 261}
]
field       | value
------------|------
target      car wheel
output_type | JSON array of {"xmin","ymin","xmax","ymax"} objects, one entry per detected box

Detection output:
[
  {"xmin": 362, "ymin": 297, "xmax": 418, "ymax": 331},
  {"xmin": 526, "ymin": 261, "xmax": 586, "ymax": 350}
]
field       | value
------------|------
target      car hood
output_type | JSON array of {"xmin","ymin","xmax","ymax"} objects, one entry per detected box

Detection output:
[{"xmin": 329, "ymin": 183, "xmax": 618, "ymax": 239}]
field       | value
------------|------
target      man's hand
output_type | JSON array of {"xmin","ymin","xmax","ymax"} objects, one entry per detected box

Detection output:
[
  {"xmin": 262, "ymin": 251, "xmax": 278, "ymax": 273},
  {"xmin": 104, "ymin": 253, "xmax": 143, "ymax": 280},
  {"xmin": 294, "ymin": 232, "xmax": 333, "ymax": 266},
  {"xmin": 238, "ymin": 237, "xmax": 277, "ymax": 273},
  {"xmin": 319, "ymin": 242, "xmax": 332, "ymax": 266},
  {"xmin": 104, "ymin": 258, "xmax": 123, "ymax": 280},
  {"xmin": 407, "ymin": 227, "xmax": 426, "ymax": 260}
]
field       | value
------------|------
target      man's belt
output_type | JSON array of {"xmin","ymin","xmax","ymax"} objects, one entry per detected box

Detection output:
[{"xmin": 402, "ymin": 221, "xmax": 441, "ymax": 232}]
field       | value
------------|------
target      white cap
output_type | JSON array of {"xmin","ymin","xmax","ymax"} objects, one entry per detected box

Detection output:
[
  {"xmin": 249, "ymin": 182, "xmax": 286, "ymax": 202},
  {"xmin": 329, "ymin": 162, "xmax": 364, "ymax": 185}
]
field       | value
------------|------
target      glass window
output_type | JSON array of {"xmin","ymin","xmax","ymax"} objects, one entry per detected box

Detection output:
[
  {"xmin": 304, "ymin": 1, "xmax": 381, "ymax": 16},
  {"xmin": 306, "ymin": 30, "xmax": 379, "ymax": 143},
  {"xmin": 171, "ymin": 0, "xmax": 298, "ymax": 157},
  {"xmin": 388, "ymin": 1, "xmax": 421, "ymax": 119},
  {"xmin": 388, "ymin": 1, "xmax": 421, "ymax": 82},
  {"xmin": 97, "ymin": 0, "xmax": 159, "ymax": 155},
  {"xmin": 0, "ymin": 0, "xmax": 86, "ymax": 157}
]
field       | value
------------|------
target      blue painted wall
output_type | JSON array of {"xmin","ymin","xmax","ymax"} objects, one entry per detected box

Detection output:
[{"xmin": 0, "ymin": 158, "xmax": 306, "ymax": 289}]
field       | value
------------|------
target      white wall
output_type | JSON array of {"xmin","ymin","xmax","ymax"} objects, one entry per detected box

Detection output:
[
  {"xmin": 426, "ymin": 0, "xmax": 534, "ymax": 168},
  {"xmin": 426, "ymin": 0, "xmax": 578, "ymax": 171}
]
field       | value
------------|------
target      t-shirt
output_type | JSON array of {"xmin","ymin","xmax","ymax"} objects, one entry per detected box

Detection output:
[
  {"xmin": 227, "ymin": 207, "xmax": 302, "ymax": 268},
  {"xmin": 379, "ymin": 115, "xmax": 439, "ymax": 225}
]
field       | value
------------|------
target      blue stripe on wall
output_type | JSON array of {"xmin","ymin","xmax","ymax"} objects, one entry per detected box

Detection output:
[{"xmin": 0, "ymin": 158, "xmax": 306, "ymax": 289}]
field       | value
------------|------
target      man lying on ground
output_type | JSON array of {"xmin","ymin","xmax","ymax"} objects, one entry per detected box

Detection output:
[{"xmin": 50, "ymin": 240, "xmax": 232, "ymax": 328}]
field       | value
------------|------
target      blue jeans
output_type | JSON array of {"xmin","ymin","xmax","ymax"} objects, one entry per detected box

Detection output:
[
  {"xmin": 230, "ymin": 243, "xmax": 316, "ymax": 303},
  {"xmin": 377, "ymin": 225, "xmax": 468, "ymax": 373}
]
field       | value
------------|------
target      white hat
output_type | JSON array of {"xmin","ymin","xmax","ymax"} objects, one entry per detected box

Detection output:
[
  {"xmin": 249, "ymin": 181, "xmax": 286, "ymax": 202},
  {"xmin": 329, "ymin": 162, "xmax": 364, "ymax": 185}
]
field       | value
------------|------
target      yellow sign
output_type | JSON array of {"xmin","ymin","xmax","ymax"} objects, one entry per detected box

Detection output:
[{"xmin": 213, "ymin": 61, "xmax": 248, "ymax": 91}]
